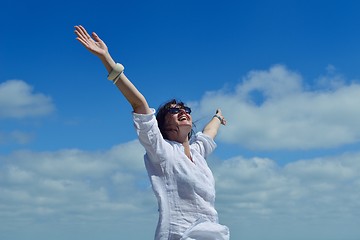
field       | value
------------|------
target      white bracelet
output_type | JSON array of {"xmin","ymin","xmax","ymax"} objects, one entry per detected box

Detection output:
[{"xmin": 107, "ymin": 63, "xmax": 124, "ymax": 82}]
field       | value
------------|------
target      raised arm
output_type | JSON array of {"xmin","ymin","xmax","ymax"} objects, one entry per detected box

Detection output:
[
  {"xmin": 202, "ymin": 109, "xmax": 227, "ymax": 139},
  {"xmin": 74, "ymin": 25, "xmax": 151, "ymax": 114}
]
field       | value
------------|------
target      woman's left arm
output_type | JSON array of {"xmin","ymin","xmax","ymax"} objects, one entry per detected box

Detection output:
[{"xmin": 202, "ymin": 109, "xmax": 227, "ymax": 139}]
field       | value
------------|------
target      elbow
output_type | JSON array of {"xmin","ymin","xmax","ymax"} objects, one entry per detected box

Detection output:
[
  {"xmin": 132, "ymin": 100, "xmax": 151, "ymax": 114},
  {"xmin": 203, "ymin": 129, "xmax": 217, "ymax": 139}
]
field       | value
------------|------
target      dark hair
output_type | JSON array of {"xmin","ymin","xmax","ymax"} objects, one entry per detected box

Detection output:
[{"xmin": 156, "ymin": 99, "xmax": 194, "ymax": 140}]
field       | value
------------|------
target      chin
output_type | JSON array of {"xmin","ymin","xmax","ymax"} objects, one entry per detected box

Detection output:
[{"xmin": 179, "ymin": 122, "xmax": 192, "ymax": 128}]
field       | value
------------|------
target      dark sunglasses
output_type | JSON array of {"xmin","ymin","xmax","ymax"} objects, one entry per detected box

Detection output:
[{"xmin": 167, "ymin": 106, "xmax": 192, "ymax": 114}]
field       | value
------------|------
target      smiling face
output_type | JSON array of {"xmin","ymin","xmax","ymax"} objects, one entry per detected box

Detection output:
[
  {"xmin": 156, "ymin": 99, "xmax": 193, "ymax": 142},
  {"xmin": 163, "ymin": 104, "xmax": 193, "ymax": 142}
]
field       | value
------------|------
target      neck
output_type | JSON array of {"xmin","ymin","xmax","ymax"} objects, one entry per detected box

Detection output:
[
  {"xmin": 166, "ymin": 125, "xmax": 191, "ymax": 144},
  {"xmin": 178, "ymin": 132, "xmax": 190, "ymax": 144},
  {"xmin": 182, "ymin": 140, "xmax": 193, "ymax": 162}
]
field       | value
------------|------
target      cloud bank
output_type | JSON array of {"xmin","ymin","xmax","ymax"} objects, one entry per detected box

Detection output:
[
  {"xmin": 1, "ymin": 143, "xmax": 359, "ymax": 240},
  {"xmin": 0, "ymin": 141, "xmax": 157, "ymax": 240}
]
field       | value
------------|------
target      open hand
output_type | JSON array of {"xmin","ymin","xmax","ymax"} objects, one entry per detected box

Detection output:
[{"xmin": 74, "ymin": 25, "xmax": 108, "ymax": 57}]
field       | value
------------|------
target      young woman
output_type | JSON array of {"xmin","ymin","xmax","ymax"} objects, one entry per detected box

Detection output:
[{"xmin": 74, "ymin": 25, "xmax": 230, "ymax": 240}]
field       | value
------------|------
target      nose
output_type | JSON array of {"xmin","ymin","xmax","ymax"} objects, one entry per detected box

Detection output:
[{"xmin": 178, "ymin": 108, "xmax": 189, "ymax": 115}]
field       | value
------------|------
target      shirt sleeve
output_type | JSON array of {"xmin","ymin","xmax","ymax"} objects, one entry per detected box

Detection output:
[
  {"xmin": 192, "ymin": 132, "xmax": 217, "ymax": 158},
  {"xmin": 133, "ymin": 108, "xmax": 171, "ymax": 163}
]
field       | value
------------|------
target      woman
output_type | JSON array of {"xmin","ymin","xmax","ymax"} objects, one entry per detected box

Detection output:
[{"xmin": 74, "ymin": 25, "xmax": 230, "ymax": 240}]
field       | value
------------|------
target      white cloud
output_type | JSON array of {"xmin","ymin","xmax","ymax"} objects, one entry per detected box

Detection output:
[
  {"xmin": 194, "ymin": 65, "xmax": 360, "ymax": 150},
  {"xmin": 2, "ymin": 142, "xmax": 156, "ymax": 237},
  {"xmin": 211, "ymin": 152, "xmax": 360, "ymax": 240},
  {"xmin": 236, "ymin": 64, "xmax": 303, "ymax": 99},
  {"xmin": 315, "ymin": 64, "xmax": 346, "ymax": 90},
  {"xmin": 0, "ymin": 140, "xmax": 156, "ymax": 239},
  {"xmin": 214, "ymin": 152, "xmax": 360, "ymax": 216},
  {"xmin": 0, "ymin": 80, "xmax": 54, "ymax": 119},
  {"xmin": 1, "ymin": 142, "xmax": 360, "ymax": 239}
]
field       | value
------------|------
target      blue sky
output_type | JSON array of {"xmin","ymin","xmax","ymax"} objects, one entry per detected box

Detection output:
[{"xmin": 1, "ymin": 0, "xmax": 360, "ymax": 239}]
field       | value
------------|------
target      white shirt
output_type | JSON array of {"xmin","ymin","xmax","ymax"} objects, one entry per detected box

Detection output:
[{"xmin": 133, "ymin": 109, "xmax": 229, "ymax": 240}]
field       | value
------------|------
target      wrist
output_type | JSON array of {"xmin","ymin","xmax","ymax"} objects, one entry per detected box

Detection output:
[
  {"xmin": 99, "ymin": 52, "xmax": 115, "ymax": 69},
  {"xmin": 213, "ymin": 114, "xmax": 223, "ymax": 123},
  {"xmin": 98, "ymin": 51, "xmax": 111, "ymax": 63},
  {"xmin": 107, "ymin": 63, "xmax": 124, "ymax": 82}
]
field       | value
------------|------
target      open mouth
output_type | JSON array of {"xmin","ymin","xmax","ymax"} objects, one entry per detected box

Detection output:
[{"xmin": 178, "ymin": 115, "xmax": 188, "ymax": 121}]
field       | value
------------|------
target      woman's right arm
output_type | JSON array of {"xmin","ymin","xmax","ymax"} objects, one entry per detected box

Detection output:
[{"xmin": 74, "ymin": 25, "xmax": 152, "ymax": 114}]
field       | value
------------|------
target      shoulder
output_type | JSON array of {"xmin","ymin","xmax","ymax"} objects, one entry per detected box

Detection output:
[
  {"xmin": 193, "ymin": 132, "xmax": 216, "ymax": 145},
  {"xmin": 191, "ymin": 132, "xmax": 217, "ymax": 157}
]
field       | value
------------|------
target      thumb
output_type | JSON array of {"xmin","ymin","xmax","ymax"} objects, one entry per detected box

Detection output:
[{"xmin": 92, "ymin": 32, "xmax": 102, "ymax": 41}]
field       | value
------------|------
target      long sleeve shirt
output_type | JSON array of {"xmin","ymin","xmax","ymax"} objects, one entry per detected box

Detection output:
[{"xmin": 133, "ymin": 109, "xmax": 229, "ymax": 240}]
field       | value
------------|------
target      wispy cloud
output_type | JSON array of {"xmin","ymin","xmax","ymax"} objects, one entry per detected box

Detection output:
[{"xmin": 0, "ymin": 130, "xmax": 34, "ymax": 144}]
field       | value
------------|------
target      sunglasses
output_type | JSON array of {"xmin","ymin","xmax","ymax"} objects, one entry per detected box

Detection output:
[{"xmin": 167, "ymin": 106, "xmax": 192, "ymax": 114}]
